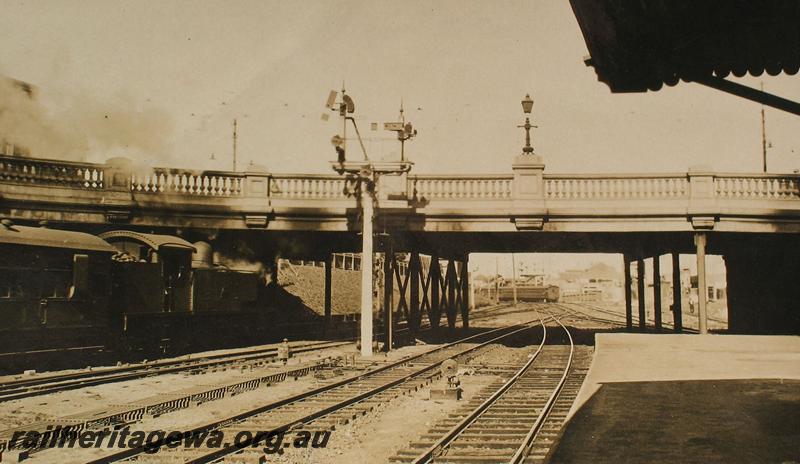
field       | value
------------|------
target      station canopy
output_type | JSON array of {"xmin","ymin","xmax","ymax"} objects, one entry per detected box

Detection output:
[{"xmin": 569, "ymin": 1, "xmax": 800, "ymax": 114}]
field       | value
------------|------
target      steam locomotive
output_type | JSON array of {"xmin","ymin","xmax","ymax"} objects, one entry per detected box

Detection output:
[{"xmin": 0, "ymin": 221, "xmax": 269, "ymax": 357}]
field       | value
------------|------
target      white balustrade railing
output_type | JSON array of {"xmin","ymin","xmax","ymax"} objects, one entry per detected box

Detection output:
[
  {"xmin": 0, "ymin": 155, "xmax": 103, "ymax": 189},
  {"xmin": 5, "ymin": 155, "xmax": 800, "ymax": 211},
  {"xmin": 715, "ymin": 175, "xmax": 800, "ymax": 199},
  {"xmin": 410, "ymin": 175, "xmax": 513, "ymax": 200},
  {"xmin": 131, "ymin": 169, "xmax": 243, "ymax": 196},
  {"xmin": 270, "ymin": 175, "xmax": 348, "ymax": 199},
  {"xmin": 545, "ymin": 175, "xmax": 688, "ymax": 200}
]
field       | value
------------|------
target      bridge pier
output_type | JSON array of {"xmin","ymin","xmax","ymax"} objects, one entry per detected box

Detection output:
[
  {"xmin": 623, "ymin": 254, "xmax": 633, "ymax": 331},
  {"xmin": 695, "ymin": 233, "xmax": 708, "ymax": 334},
  {"xmin": 410, "ymin": 251, "xmax": 421, "ymax": 335},
  {"xmin": 383, "ymin": 244, "xmax": 393, "ymax": 351},
  {"xmin": 671, "ymin": 252, "xmax": 683, "ymax": 333},
  {"xmin": 429, "ymin": 254, "xmax": 442, "ymax": 330},
  {"xmin": 324, "ymin": 254, "xmax": 332, "ymax": 337},
  {"xmin": 653, "ymin": 255, "xmax": 662, "ymax": 333},
  {"xmin": 445, "ymin": 260, "xmax": 458, "ymax": 330},
  {"xmin": 637, "ymin": 258, "xmax": 646, "ymax": 330},
  {"xmin": 460, "ymin": 254, "xmax": 470, "ymax": 330}
]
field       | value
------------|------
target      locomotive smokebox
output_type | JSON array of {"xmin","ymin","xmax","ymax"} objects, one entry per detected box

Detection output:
[{"xmin": 192, "ymin": 241, "xmax": 214, "ymax": 268}]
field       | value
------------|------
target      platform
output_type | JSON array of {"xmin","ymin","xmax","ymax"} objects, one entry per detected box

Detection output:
[{"xmin": 553, "ymin": 334, "xmax": 800, "ymax": 463}]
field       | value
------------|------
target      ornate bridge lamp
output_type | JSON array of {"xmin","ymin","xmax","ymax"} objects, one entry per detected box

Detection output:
[
  {"xmin": 518, "ymin": 94, "xmax": 537, "ymax": 155},
  {"xmin": 327, "ymin": 89, "xmax": 414, "ymax": 357}
]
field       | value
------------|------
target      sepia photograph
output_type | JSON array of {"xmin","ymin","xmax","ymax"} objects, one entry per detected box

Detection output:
[{"xmin": 0, "ymin": 1, "xmax": 798, "ymax": 463}]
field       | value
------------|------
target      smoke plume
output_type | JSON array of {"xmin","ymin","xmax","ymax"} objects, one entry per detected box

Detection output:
[{"xmin": 0, "ymin": 76, "xmax": 174, "ymax": 164}]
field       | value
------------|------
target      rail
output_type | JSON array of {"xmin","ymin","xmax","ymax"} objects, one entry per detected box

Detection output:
[
  {"xmin": 83, "ymin": 320, "xmax": 539, "ymax": 463},
  {"xmin": 409, "ymin": 313, "xmax": 548, "ymax": 464},
  {"xmin": 510, "ymin": 318, "xmax": 575, "ymax": 463}
]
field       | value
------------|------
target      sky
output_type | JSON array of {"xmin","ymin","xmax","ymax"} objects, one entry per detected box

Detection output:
[
  {"xmin": 0, "ymin": 0, "xmax": 793, "ymax": 276},
  {"xmin": 1, "ymin": 0, "xmax": 797, "ymax": 175}
]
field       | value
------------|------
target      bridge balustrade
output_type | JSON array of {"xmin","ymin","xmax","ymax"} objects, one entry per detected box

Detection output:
[
  {"xmin": 2, "ymin": 154, "xmax": 799, "ymax": 232},
  {"xmin": 131, "ymin": 168, "xmax": 244, "ymax": 196},
  {"xmin": 270, "ymin": 175, "xmax": 348, "ymax": 199},
  {"xmin": 714, "ymin": 174, "xmax": 800, "ymax": 200},
  {"xmin": 0, "ymin": 155, "xmax": 104, "ymax": 189},
  {"xmin": 409, "ymin": 175, "xmax": 513, "ymax": 200},
  {"xmin": 545, "ymin": 175, "xmax": 688, "ymax": 200}
]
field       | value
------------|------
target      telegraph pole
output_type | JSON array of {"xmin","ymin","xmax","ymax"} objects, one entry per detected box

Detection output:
[
  {"xmin": 511, "ymin": 253, "xmax": 518, "ymax": 306},
  {"xmin": 760, "ymin": 82, "xmax": 767, "ymax": 173},
  {"xmin": 232, "ymin": 118, "xmax": 238, "ymax": 171}
]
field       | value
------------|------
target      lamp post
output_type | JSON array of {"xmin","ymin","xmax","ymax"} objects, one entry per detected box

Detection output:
[{"xmin": 518, "ymin": 94, "xmax": 537, "ymax": 155}]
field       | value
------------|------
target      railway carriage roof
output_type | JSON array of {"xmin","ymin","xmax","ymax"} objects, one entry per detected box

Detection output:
[
  {"xmin": 0, "ymin": 223, "xmax": 118, "ymax": 252},
  {"xmin": 98, "ymin": 230, "xmax": 196, "ymax": 252}
]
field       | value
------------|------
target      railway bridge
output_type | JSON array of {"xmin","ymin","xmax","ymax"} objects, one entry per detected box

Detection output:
[{"xmin": 2, "ymin": 153, "xmax": 799, "ymax": 337}]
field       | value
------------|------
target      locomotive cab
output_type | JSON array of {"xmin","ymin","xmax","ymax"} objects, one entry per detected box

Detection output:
[{"xmin": 98, "ymin": 230, "xmax": 194, "ymax": 314}]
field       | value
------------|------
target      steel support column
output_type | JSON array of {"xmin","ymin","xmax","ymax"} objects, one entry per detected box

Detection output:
[
  {"xmin": 695, "ymin": 233, "xmax": 709, "ymax": 334},
  {"xmin": 672, "ymin": 252, "xmax": 683, "ymax": 333},
  {"xmin": 446, "ymin": 259, "xmax": 457, "ymax": 330},
  {"xmin": 324, "ymin": 254, "xmax": 332, "ymax": 337},
  {"xmin": 383, "ymin": 248, "xmax": 393, "ymax": 352},
  {"xmin": 623, "ymin": 254, "xmax": 633, "ymax": 330},
  {"xmin": 430, "ymin": 255, "xmax": 441, "ymax": 329},
  {"xmin": 653, "ymin": 255, "xmax": 662, "ymax": 333},
  {"xmin": 409, "ymin": 251, "xmax": 421, "ymax": 335},
  {"xmin": 460, "ymin": 255, "xmax": 469, "ymax": 329},
  {"xmin": 637, "ymin": 257, "xmax": 646, "ymax": 330}
]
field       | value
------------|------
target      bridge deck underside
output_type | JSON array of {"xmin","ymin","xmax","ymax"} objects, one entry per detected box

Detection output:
[{"xmin": 33, "ymin": 224, "xmax": 799, "ymax": 261}]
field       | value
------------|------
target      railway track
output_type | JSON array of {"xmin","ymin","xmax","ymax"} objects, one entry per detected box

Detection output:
[
  {"xmin": 391, "ymin": 317, "xmax": 591, "ymax": 464},
  {"xmin": 54, "ymin": 318, "xmax": 545, "ymax": 463},
  {"xmin": 558, "ymin": 302, "xmax": 703, "ymax": 333},
  {"xmin": 0, "ymin": 340, "xmax": 350, "ymax": 403},
  {"xmin": 0, "ymin": 302, "xmax": 515, "ymax": 404}
]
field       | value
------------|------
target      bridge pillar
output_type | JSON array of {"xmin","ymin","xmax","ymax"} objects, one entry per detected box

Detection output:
[
  {"xmin": 688, "ymin": 166, "xmax": 718, "ymax": 230},
  {"xmin": 429, "ymin": 254, "xmax": 442, "ymax": 329},
  {"xmin": 446, "ymin": 259, "xmax": 458, "ymax": 330},
  {"xmin": 511, "ymin": 154, "xmax": 546, "ymax": 230},
  {"xmin": 623, "ymin": 254, "xmax": 633, "ymax": 330},
  {"xmin": 383, "ymin": 247, "xmax": 394, "ymax": 351},
  {"xmin": 103, "ymin": 157, "xmax": 135, "ymax": 222},
  {"xmin": 671, "ymin": 253, "xmax": 683, "ymax": 333},
  {"xmin": 460, "ymin": 255, "xmax": 470, "ymax": 330},
  {"xmin": 653, "ymin": 255, "xmax": 662, "ymax": 333},
  {"xmin": 324, "ymin": 254, "xmax": 332, "ymax": 337},
  {"xmin": 695, "ymin": 233, "xmax": 709, "ymax": 334},
  {"xmin": 637, "ymin": 258, "xmax": 646, "ymax": 330},
  {"xmin": 409, "ymin": 251, "xmax": 421, "ymax": 335}
]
